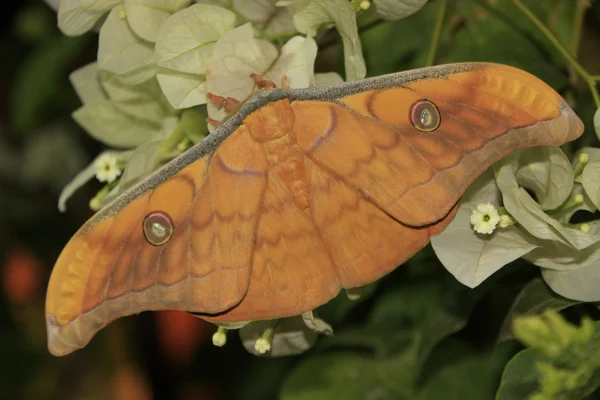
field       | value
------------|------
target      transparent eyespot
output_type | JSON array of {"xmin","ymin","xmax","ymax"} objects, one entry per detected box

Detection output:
[
  {"xmin": 409, "ymin": 99, "xmax": 441, "ymax": 132},
  {"xmin": 143, "ymin": 211, "xmax": 174, "ymax": 246}
]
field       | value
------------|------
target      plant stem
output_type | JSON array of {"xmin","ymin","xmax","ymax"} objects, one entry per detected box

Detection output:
[
  {"xmin": 570, "ymin": 0, "xmax": 586, "ymax": 55},
  {"xmin": 426, "ymin": 0, "xmax": 447, "ymax": 66},
  {"xmin": 512, "ymin": 0, "xmax": 600, "ymax": 108}
]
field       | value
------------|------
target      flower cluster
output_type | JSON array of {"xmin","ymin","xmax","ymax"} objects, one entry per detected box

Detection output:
[{"xmin": 432, "ymin": 147, "xmax": 600, "ymax": 302}]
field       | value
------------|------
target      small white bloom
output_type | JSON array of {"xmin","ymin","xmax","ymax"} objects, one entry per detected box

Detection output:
[
  {"xmin": 94, "ymin": 154, "xmax": 122, "ymax": 183},
  {"xmin": 360, "ymin": 1, "xmax": 371, "ymax": 10},
  {"xmin": 254, "ymin": 337, "xmax": 271, "ymax": 354},
  {"xmin": 580, "ymin": 223, "xmax": 591, "ymax": 233},
  {"xmin": 89, "ymin": 196, "xmax": 101, "ymax": 211},
  {"xmin": 470, "ymin": 203, "xmax": 500, "ymax": 234},
  {"xmin": 212, "ymin": 327, "xmax": 227, "ymax": 347}
]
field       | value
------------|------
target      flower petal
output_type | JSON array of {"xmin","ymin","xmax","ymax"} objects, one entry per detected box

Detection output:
[{"xmin": 124, "ymin": 0, "xmax": 190, "ymax": 42}]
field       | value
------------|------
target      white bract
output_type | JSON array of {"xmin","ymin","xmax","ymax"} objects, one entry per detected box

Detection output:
[
  {"xmin": 71, "ymin": 63, "xmax": 174, "ymax": 148},
  {"xmin": 283, "ymin": 0, "xmax": 366, "ymax": 81},
  {"xmin": 155, "ymin": 4, "xmax": 236, "ymax": 108},
  {"xmin": 61, "ymin": 61, "xmax": 178, "ymax": 209},
  {"xmin": 98, "ymin": 6, "xmax": 156, "ymax": 84},
  {"xmin": 100, "ymin": 117, "xmax": 179, "ymax": 206},
  {"xmin": 58, "ymin": 0, "xmax": 121, "ymax": 36},
  {"xmin": 432, "ymin": 171, "xmax": 537, "ymax": 288},
  {"xmin": 433, "ymin": 147, "xmax": 600, "ymax": 300},
  {"xmin": 240, "ymin": 312, "xmax": 331, "ymax": 357},
  {"xmin": 124, "ymin": 0, "xmax": 191, "ymax": 42},
  {"xmin": 234, "ymin": 0, "xmax": 296, "ymax": 36},
  {"xmin": 205, "ymin": 23, "xmax": 317, "ymax": 126}
]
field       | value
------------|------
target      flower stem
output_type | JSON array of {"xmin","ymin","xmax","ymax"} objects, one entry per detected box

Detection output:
[
  {"xmin": 426, "ymin": 0, "xmax": 447, "ymax": 66},
  {"xmin": 512, "ymin": 0, "xmax": 600, "ymax": 108}
]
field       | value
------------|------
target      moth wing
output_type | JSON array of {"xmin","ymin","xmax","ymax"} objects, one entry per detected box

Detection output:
[
  {"xmin": 292, "ymin": 63, "xmax": 583, "ymax": 227},
  {"xmin": 46, "ymin": 127, "xmax": 268, "ymax": 356}
]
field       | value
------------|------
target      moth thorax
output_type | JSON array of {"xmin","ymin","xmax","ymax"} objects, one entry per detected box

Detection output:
[{"xmin": 245, "ymin": 99, "xmax": 295, "ymax": 143}]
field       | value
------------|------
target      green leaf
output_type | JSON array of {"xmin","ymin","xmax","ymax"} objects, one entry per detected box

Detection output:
[
  {"xmin": 373, "ymin": 0, "xmax": 428, "ymax": 21},
  {"xmin": 498, "ymin": 278, "xmax": 580, "ymax": 342},
  {"xmin": 12, "ymin": 35, "xmax": 88, "ymax": 133},
  {"xmin": 496, "ymin": 321, "xmax": 600, "ymax": 400},
  {"xmin": 21, "ymin": 126, "xmax": 88, "ymax": 193},
  {"xmin": 361, "ymin": 1, "xmax": 443, "ymax": 74},
  {"xmin": 58, "ymin": 0, "xmax": 121, "ymax": 36},
  {"xmin": 285, "ymin": 0, "xmax": 366, "ymax": 81},
  {"xmin": 70, "ymin": 62, "xmax": 108, "ymax": 104},
  {"xmin": 72, "ymin": 100, "xmax": 162, "ymax": 148},
  {"xmin": 155, "ymin": 3, "xmax": 236, "ymax": 108},
  {"xmin": 542, "ymin": 262, "xmax": 600, "ymax": 302},
  {"xmin": 124, "ymin": 0, "xmax": 190, "ymax": 42},
  {"xmin": 418, "ymin": 342, "xmax": 495, "ymax": 400},
  {"xmin": 98, "ymin": 5, "xmax": 155, "ymax": 81},
  {"xmin": 516, "ymin": 147, "xmax": 574, "ymax": 210},
  {"xmin": 495, "ymin": 348, "xmax": 542, "ymax": 400},
  {"xmin": 441, "ymin": 1, "xmax": 572, "ymax": 89},
  {"xmin": 280, "ymin": 350, "xmax": 419, "ymax": 400},
  {"xmin": 367, "ymin": 278, "xmax": 481, "ymax": 363},
  {"xmin": 316, "ymin": 282, "xmax": 376, "ymax": 325}
]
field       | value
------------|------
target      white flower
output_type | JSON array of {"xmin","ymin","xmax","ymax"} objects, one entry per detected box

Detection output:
[
  {"xmin": 94, "ymin": 154, "xmax": 122, "ymax": 183},
  {"xmin": 254, "ymin": 337, "xmax": 271, "ymax": 354},
  {"xmin": 470, "ymin": 203, "xmax": 500, "ymax": 234},
  {"xmin": 212, "ymin": 327, "xmax": 227, "ymax": 347},
  {"xmin": 580, "ymin": 223, "xmax": 591, "ymax": 233}
]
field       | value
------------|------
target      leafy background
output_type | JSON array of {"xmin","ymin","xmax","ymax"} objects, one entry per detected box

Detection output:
[{"xmin": 2, "ymin": 0, "xmax": 600, "ymax": 399}]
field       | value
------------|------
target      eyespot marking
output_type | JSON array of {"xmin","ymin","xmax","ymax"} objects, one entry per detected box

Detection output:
[
  {"xmin": 143, "ymin": 211, "xmax": 174, "ymax": 246},
  {"xmin": 410, "ymin": 99, "xmax": 441, "ymax": 132}
]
